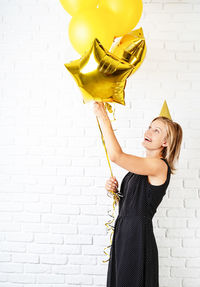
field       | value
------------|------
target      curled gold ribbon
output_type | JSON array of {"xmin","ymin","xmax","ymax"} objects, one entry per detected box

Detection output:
[{"xmin": 96, "ymin": 103, "xmax": 121, "ymax": 263}]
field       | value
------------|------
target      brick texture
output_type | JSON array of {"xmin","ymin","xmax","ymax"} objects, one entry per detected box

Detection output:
[{"xmin": 0, "ymin": 0, "xmax": 200, "ymax": 286}]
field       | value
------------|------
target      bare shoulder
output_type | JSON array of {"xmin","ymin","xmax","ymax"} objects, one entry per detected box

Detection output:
[{"xmin": 147, "ymin": 159, "xmax": 168, "ymax": 186}]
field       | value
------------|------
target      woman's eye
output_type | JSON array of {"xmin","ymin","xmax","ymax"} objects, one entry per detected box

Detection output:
[{"xmin": 155, "ymin": 129, "xmax": 159, "ymax": 133}]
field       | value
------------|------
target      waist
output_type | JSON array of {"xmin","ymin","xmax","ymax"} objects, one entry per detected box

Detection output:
[{"xmin": 117, "ymin": 213, "xmax": 153, "ymax": 223}]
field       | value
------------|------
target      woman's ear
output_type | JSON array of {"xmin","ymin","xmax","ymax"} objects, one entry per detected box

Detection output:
[{"xmin": 162, "ymin": 140, "xmax": 168, "ymax": 147}]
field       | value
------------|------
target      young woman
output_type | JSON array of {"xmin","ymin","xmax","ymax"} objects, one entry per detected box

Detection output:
[{"xmin": 93, "ymin": 101, "xmax": 183, "ymax": 287}]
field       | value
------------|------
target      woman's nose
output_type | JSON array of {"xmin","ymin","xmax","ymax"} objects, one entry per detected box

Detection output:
[{"xmin": 146, "ymin": 131, "xmax": 152, "ymax": 137}]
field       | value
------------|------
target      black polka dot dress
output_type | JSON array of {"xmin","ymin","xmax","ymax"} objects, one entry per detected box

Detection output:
[{"xmin": 106, "ymin": 158, "xmax": 171, "ymax": 287}]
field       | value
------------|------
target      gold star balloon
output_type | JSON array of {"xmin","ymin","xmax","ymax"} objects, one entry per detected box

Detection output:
[
  {"xmin": 64, "ymin": 28, "xmax": 146, "ymax": 106},
  {"xmin": 110, "ymin": 27, "xmax": 146, "ymax": 75},
  {"xmin": 64, "ymin": 38, "xmax": 134, "ymax": 105}
]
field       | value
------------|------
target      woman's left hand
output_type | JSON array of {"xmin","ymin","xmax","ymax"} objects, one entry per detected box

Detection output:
[{"xmin": 93, "ymin": 101, "xmax": 109, "ymax": 120}]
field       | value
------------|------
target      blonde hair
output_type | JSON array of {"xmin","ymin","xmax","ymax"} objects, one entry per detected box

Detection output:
[{"xmin": 151, "ymin": 116, "xmax": 183, "ymax": 175}]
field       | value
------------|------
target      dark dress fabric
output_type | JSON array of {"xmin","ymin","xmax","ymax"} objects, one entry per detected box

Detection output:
[{"xmin": 106, "ymin": 158, "xmax": 171, "ymax": 287}]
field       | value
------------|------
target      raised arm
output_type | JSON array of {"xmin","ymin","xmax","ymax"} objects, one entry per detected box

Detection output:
[
  {"xmin": 93, "ymin": 102, "xmax": 166, "ymax": 176},
  {"xmin": 112, "ymin": 153, "xmax": 165, "ymax": 176}
]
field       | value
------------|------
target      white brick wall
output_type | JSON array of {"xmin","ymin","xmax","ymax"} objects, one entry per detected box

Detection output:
[{"xmin": 0, "ymin": 0, "xmax": 199, "ymax": 286}]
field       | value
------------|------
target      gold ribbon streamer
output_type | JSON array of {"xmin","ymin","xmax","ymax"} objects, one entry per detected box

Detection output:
[{"xmin": 96, "ymin": 102, "xmax": 121, "ymax": 263}]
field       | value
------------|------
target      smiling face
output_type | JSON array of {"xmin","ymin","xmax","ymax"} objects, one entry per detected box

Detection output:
[{"xmin": 142, "ymin": 119, "xmax": 168, "ymax": 151}]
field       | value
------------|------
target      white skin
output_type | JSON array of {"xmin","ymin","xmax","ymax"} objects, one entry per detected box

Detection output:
[
  {"xmin": 105, "ymin": 119, "xmax": 168, "ymax": 193},
  {"xmin": 142, "ymin": 119, "xmax": 168, "ymax": 158}
]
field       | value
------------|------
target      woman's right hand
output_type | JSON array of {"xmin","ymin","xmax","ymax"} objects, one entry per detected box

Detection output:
[{"xmin": 105, "ymin": 176, "xmax": 119, "ymax": 193}]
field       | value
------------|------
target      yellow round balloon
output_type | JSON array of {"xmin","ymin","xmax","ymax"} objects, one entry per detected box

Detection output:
[
  {"xmin": 59, "ymin": 0, "xmax": 99, "ymax": 16},
  {"xmin": 68, "ymin": 8, "xmax": 115, "ymax": 55},
  {"xmin": 99, "ymin": 0, "xmax": 143, "ymax": 37}
]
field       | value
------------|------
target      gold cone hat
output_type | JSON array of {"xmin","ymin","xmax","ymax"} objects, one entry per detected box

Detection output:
[{"xmin": 159, "ymin": 100, "xmax": 172, "ymax": 120}]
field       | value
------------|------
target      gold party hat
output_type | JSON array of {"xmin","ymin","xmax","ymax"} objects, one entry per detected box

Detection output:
[{"xmin": 159, "ymin": 100, "xmax": 172, "ymax": 120}]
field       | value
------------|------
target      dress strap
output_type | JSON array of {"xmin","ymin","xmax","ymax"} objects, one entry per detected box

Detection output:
[{"xmin": 160, "ymin": 158, "xmax": 171, "ymax": 175}]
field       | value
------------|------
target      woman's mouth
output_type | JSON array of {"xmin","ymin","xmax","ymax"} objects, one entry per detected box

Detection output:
[{"xmin": 144, "ymin": 136, "xmax": 152, "ymax": 142}]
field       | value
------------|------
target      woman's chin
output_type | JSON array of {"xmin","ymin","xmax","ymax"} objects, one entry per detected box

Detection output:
[{"xmin": 141, "ymin": 141, "xmax": 149, "ymax": 151}]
